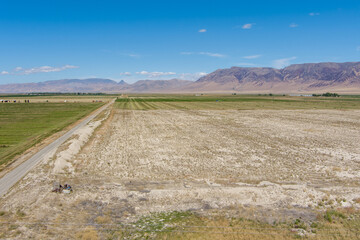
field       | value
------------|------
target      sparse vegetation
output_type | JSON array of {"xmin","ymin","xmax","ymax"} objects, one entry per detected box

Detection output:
[
  {"xmin": 102, "ymin": 209, "xmax": 360, "ymax": 239},
  {"xmin": 324, "ymin": 209, "xmax": 346, "ymax": 222},
  {"xmin": 114, "ymin": 94, "xmax": 360, "ymax": 110},
  {"xmin": 1, "ymin": 94, "xmax": 360, "ymax": 239},
  {"xmin": 313, "ymin": 92, "xmax": 340, "ymax": 97},
  {"xmin": 75, "ymin": 227, "xmax": 99, "ymax": 240}
]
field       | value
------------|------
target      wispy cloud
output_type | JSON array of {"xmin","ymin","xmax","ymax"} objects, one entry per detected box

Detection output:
[
  {"xmin": 199, "ymin": 52, "xmax": 225, "ymax": 57},
  {"xmin": 242, "ymin": 23, "xmax": 254, "ymax": 29},
  {"xmin": 122, "ymin": 53, "xmax": 141, "ymax": 58},
  {"xmin": 120, "ymin": 72, "xmax": 131, "ymax": 76},
  {"xmin": 22, "ymin": 65, "xmax": 78, "ymax": 75},
  {"xmin": 181, "ymin": 52, "xmax": 226, "ymax": 58},
  {"xmin": 309, "ymin": 12, "xmax": 320, "ymax": 16},
  {"xmin": 289, "ymin": 23, "xmax": 298, "ymax": 28},
  {"xmin": 198, "ymin": 29, "xmax": 207, "ymax": 33},
  {"xmin": 357, "ymin": 46, "xmax": 360, "ymax": 51},
  {"xmin": 237, "ymin": 63, "xmax": 256, "ymax": 67},
  {"xmin": 118, "ymin": 71, "xmax": 207, "ymax": 81},
  {"xmin": 2, "ymin": 65, "xmax": 79, "ymax": 75},
  {"xmin": 1, "ymin": 71, "xmax": 9, "ymax": 75},
  {"xmin": 272, "ymin": 57, "xmax": 297, "ymax": 69},
  {"xmin": 177, "ymin": 72, "xmax": 207, "ymax": 80},
  {"xmin": 135, "ymin": 71, "xmax": 176, "ymax": 78},
  {"xmin": 243, "ymin": 54, "xmax": 261, "ymax": 59}
]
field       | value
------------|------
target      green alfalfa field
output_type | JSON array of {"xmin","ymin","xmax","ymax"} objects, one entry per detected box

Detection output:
[{"xmin": 0, "ymin": 101, "xmax": 104, "ymax": 170}]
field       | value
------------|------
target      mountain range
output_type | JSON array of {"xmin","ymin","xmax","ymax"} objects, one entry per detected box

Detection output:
[{"xmin": 1, "ymin": 62, "xmax": 360, "ymax": 94}]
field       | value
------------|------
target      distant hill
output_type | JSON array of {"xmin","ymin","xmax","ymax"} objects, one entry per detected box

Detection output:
[
  {"xmin": 1, "ymin": 62, "xmax": 360, "ymax": 93},
  {"xmin": 183, "ymin": 62, "xmax": 360, "ymax": 93},
  {"xmin": 0, "ymin": 78, "xmax": 193, "ymax": 93},
  {"xmin": 121, "ymin": 79, "xmax": 192, "ymax": 92},
  {"xmin": 0, "ymin": 78, "xmax": 127, "ymax": 93}
]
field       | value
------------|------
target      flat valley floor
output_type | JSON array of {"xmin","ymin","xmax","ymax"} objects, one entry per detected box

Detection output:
[{"xmin": 1, "ymin": 103, "xmax": 360, "ymax": 239}]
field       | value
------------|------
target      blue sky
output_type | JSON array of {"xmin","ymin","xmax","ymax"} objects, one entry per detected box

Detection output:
[{"xmin": 0, "ymin": 0, "xmax": 360, "ymax": 84}]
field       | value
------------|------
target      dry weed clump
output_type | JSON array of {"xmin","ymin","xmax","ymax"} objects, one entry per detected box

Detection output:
[
  {"xmin": 75, "ymin": 227, "xmax": 99, "ymax": 240},
  {"xmin": 95, "ymin": 215, "xmax": 112, "ymax": 224}
]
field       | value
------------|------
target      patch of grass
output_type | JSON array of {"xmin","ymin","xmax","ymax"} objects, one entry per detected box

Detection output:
[
  {"xmin": 118, "ymin": 211, "xmax": 293, "ymax": 239},
  {"xmin": 9, "ymin": 224, "xmax": 18, "ymax": 230},
  {"xmin": 134, "ymin": 211, "xmax": 193, "ymax": 232},
  {"xmin": 0, "ymin": 102, "xmax": 103, "ymax": 170},
  {"xmin": 109, "ymin": 208, "xmax": 360, "ymax": 240},
  {"xmin": 292, "ymin": 218, "xmax": 307, "ymax": 230},
  {"xmin": 324, "ymin": 209, "xmax": 346, "ymax": 222}
]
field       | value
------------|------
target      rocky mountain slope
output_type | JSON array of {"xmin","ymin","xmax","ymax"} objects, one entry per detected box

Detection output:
[{"xmin": 184, "ymin": 62, "xmax": 360, "ymax": 93}]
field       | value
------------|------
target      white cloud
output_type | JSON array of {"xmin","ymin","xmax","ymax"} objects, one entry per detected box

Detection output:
[
  {"xmin": 243, "ymin": 54, "xmax": 261, "ymax": 59},
  {"xmin": 309, "ymin": 12, "xmax": 320, "ymax": 16},
  {"xmin": 120, "ymin": 72, "xmax": 131, "ymax": 76},
  {"xmin": 181, "ymin": 52, "xmax": 226, "ymax": 58},
  {"xmin": 2, "ymin": 65, "xmax": 79, "ymax": 75},
  {"xmin": 242, "ymin": 23, "xmax": 253, "ymax": 29},
  {"xmin": 357, "ymin": 46, "xmax": 360, "ymax": 51},
  {"xmin": 289, "ymin": 23, "xmax": 298, "ymax": 28},
  {"xmin": 177, "ymin": 72, "xmax": 207, "ymax": 80},
  {"xmin": 1, "ymin": 71, "xmax": 9, "ymax": 75},
  {"xmin": 135, "ymin": 71, "xmax": 177, "ymax": 78},
  {"xmin": 272, "ymin": 57, "xmax": 297, "ymax": 69},
  {"xmin": 237, "ymin": 63, "xmax": 256, "ymax": 66},
  {"xmin": 198, "ymin": 29, "xmax": 207, "ymax": 33},
  {"xmin": 21, "ymin": 65, "xmax": 79, "ymax": 75}
]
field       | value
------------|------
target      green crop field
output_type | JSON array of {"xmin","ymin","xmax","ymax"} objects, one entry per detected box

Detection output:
[
  {"xmin": 115, "ymin": 94, "xmax": 360, "ymax": 110},
  {"xmin": 0, "ymin": 102, "xmax": 103, "ymax": 170}
]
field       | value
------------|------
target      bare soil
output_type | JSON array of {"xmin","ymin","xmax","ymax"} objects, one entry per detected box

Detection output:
[{"xmin": 1, "ymin": 108, "xmax": 360, "ymax": 239}]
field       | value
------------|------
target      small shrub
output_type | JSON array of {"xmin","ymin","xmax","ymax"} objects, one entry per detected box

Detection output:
[
  {"xmin": 324, "ymin": 210, "xmax": 346, "ymax": 222},
  {"xmin": 16, "ymin": 209, "xmax": 26, "ymax": 218},
  {"xmin": 324, "ymin": 211, "xmax": 332, "ymax": 222},
  {"xmin": 293, "ymin": 219, "xmax": 307, "ymax": 230},
  {"xmin": 310, "ymin": 222, "xmax": 319, "ymax": 228}
]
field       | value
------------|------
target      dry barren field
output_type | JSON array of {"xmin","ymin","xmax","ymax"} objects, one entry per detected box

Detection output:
[{"xmin": 1, "ymin": 97, "xmax": 360, "ymax": 239}]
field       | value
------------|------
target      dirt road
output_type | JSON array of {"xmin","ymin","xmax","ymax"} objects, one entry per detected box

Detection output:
[{"xmin": 0, "ymin": 100, "xmax": 114, "ymax": 197}]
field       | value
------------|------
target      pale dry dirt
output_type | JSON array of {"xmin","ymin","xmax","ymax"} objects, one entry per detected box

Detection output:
[{"xmin": 1, "ymin": 107, "xmax": 360, "ymax": 238}]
